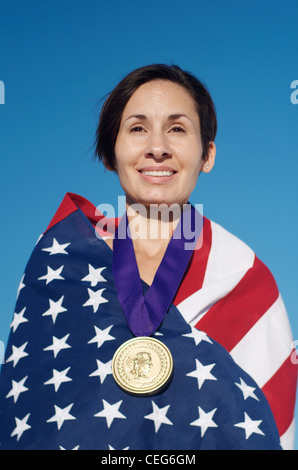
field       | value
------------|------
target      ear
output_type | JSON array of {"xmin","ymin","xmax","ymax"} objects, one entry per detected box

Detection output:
[{"xmin": 201, "ymin": 142, "xmax": 216, "ymax": 173}]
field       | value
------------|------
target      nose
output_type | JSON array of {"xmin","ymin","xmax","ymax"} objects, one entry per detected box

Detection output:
[{"xmin": 145, "ymin": 131, "xmax": 172, "ymax": 161}]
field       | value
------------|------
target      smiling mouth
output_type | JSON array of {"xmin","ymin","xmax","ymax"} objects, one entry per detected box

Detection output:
[
  {"xmin": 140, "ymin": 170, "xmax": 175, "ymax": 177},
  {"xmin": 138, "ymin": 166, "xmax": 177, "ymax": 178}
]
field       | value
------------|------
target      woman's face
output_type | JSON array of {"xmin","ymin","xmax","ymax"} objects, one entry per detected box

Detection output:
[{"xmin": 114, "ymin": 79, "xmax": 215, "ymax": 208}]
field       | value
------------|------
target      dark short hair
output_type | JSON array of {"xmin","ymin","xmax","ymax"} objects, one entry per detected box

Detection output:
[{"xmin": 94, "ymin": 64, "xmax": 217, "ymax": 171}]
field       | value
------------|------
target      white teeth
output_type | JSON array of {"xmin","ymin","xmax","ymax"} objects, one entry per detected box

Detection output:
[{"xmin": 141, "ymin": 170, "xmax": 174, "ymax": 176}]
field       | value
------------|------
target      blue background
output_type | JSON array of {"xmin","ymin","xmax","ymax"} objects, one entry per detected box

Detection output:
[{"xmin": 0, "ymin": 0, "xmax": 297, "ymax": 447}]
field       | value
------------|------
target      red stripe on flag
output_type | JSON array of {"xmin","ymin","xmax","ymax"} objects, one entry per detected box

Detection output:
[
  {"xmin": 45, "ymin": 192, "xmax": 118, "ymax": 235},
  {"xmin": 45, "ymin": 193, "xmax": 79, "ymax": 232},
  {"xmin": 173, "ymin": 217, "xmax": 212, "ymax": 306},
  {"xmin": 262, "ymin": 353, "xmax": 298, "ymax": 436},
  {"xmin": 195, "ymin": 256, "xmax": 279, "ymax": 351}
]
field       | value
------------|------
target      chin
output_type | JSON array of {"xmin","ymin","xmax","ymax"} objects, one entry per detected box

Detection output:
[
  {"xmin": 142, "ymin": 190, "xmax": 178, "ymax": 206},
  {"xmin": 126, "ymin": 188, "xmax": 189, "ymax": 209},
  {"xmin": 141, "ymin": 197, "xmax": 177, "ymax": 207}
]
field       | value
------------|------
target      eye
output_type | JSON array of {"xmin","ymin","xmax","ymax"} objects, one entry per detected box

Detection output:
[
  {"xmin": 170, "ymin": 126, "xmax": 185, "ymax": 133},
  {"xmin": 130, "ymin": 126, "xmax": 145, "ymax": 133}
]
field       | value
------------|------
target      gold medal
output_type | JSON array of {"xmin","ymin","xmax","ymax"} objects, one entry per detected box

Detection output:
[{"xmin": 112, "ymin": 337, "xmax": 173, "ymax": 396}]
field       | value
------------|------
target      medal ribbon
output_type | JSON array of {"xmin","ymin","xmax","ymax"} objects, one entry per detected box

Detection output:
[{"xmin": 112, "ymin": 204, "xmax": 202, "ymax": 337}]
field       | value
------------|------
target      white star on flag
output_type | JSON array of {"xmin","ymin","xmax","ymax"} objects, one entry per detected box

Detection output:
[
  {"xmin": 144, "ymin": 401, "xmax": 173, "ymax": 433},
  {"xmin": 59, "ymin": 445, "xmax": 80, "ymax": 450},
  {"xmin": 186, "ymin": 358, "xmax": 217, "ymax": 389},
  {"xmin": 88, "ymin": 325, "xmax": 115, "ymax": 348},
  {"xmin": 42, "ymin": 296, "xmax": 67, "ymax": 324},
  {"xmin": 108, "ymin": 445, "xmax": 130, "ymax": 450},
  {"xmin": 10, "ymin": 307, "xmax": 28, "ymax": 332},
  {"xmin": 11, "ymin": 413, "xmax": 31, "ymax": 441},
  {"xmin": 94, "ymin": 399, "xmax": 126, "ymax": 428},
  {"xmin": 89, "ymin": 359, "xmax": 112, "ymax": 383},
  {"xmin": 38, "ymin": 265, "xmax": 64, "ymax": 284},
  {"xmin": 81, "ymin": 264, "xmax": 107, "ymax": 286},
  {"xmin": 83, "ymin": 287, "xmax": 108, "ymax": 313},
  {"xmin": 183, "ymin": 327, "xmax": 213, "ymax": 346},
  {"xmin": 16, "ymin": 274, "xmax": 25, "ymax": 299},
  {"xmin": 190, "ymin": 406, "xmax": 218, "ymax": 437},
  {"xmin": 43, "ymin": 334, "xmax": 71, "ymax": 358},
  {"xmin": 42, "ymin": 238, "xmax": 70, "ymax": 255},
  {"xmin": 234, "ymin": 412, "xmax": 265, "ymax": 439},
  {"xmin": 47, "ymin": 403, "xmax": 76, "ymax": 430},
  {"xmin": 44, "ymin": 367, "xmax": 72, "ymax": 392},
  {"xmin": 6, "ymin": 376, "xmax": 29, "ymax": 403},
  {"xmin": 6, "ymin": 342, "xmax": 29, "ymax": 367},
  {"xmin": 235, "ymin": 378, "xmax": 259, "ymax": 401}
]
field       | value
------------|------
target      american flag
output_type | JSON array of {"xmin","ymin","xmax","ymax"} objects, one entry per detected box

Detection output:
[
  {"xmin": 173, "ymin": 215, "xmax": 298, "ymax": 449},
  {"xmin": 0, "ymin": 193, "xmax": 293, "ymax": 449}
]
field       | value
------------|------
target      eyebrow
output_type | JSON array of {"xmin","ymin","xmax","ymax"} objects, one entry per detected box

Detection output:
[
  {"xmin": 125, "ymin": 113, "xmax": 191, "ymax": 122},
  {"xmin": 125, "ymin": 114, "xmax": 147, "ymax": 122}
]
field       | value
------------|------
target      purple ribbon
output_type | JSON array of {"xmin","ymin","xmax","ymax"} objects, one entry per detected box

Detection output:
[{"xmin": 112, "ymin": 204, "xmax": 202, "ymax": 337}]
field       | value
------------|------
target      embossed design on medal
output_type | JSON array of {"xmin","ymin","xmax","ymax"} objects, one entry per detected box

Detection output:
[{"xmin": 112, "ymin": 337, "xmax": 173, "ymax": 395}]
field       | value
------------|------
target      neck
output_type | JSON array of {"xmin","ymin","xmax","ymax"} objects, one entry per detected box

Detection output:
[{"xmin": 125, "ymin": 200, "xmax": 181, "ymax": 256}]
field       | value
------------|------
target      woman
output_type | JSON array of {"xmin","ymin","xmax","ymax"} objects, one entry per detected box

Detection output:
[{"xmin": 0, "ymin": 64, "xmax": 296, "ymax": 450}]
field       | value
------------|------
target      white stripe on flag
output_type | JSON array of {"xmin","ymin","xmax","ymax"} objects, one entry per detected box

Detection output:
[
  {"xmin": 230, "ymin": 294, "xmax": 293, "ymax": 388},
  {"xmin": 280, "ymin": 418, "xmax": 295, "ymax": 450},
  {"xmin": 177, "ymin": 220, "xmax": 255, "ymax": 325},
  {"xmin": 205, "ymin": 221, "xmax": 255, "ymax": 286}
]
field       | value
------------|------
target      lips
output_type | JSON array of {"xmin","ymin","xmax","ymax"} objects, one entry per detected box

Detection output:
[
  {"xmin": 136, "ymin": 166, "xmax": 177, "ymax": 185},
  {"xmin": 141, "ymin": 170, "xmax": 174, "ymax": 176},
  {"xmin": 138, "ymin": 166, "xmax": 177, "ymax": 177}
]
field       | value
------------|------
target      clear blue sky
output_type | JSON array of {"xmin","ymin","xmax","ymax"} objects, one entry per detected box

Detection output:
[{"xmin": 0, "ymin": 0, "xmax": 297, "ymax": 447}]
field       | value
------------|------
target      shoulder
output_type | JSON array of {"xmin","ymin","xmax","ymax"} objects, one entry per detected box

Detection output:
[
  {"xmin": 200, "ymin": 217, "xmax": 281, "ymax": 327},
  {"xmin": 205, "ymin": 218, "xmax": 256, "ymax": 280},
  {"xmin": 206, "ymin": 217, "xmax": 279, "ymax": 292},
  {"xmin": 45, "ymin": 192, "xmax": 118, "ymax": 237},
  {"xmin": 175, "ymin": 216, "xmax": 278, "ymax": 313},
  {"xmin": 207, "ymin": 217, "xmax": 280, "ymax": 292}
]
